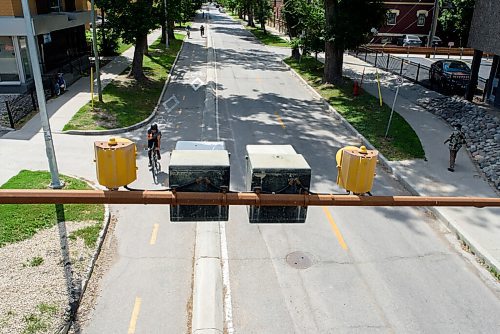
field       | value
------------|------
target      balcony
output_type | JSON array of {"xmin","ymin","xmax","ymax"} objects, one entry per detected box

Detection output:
[{"xmin": 32, "ymin": 10, "xmax": 90, "ymax": 35}]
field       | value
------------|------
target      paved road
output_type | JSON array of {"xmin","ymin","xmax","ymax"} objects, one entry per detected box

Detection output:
[{"xmin": 1, "ymin": 6, "xmax": 499, "ymax": 334}]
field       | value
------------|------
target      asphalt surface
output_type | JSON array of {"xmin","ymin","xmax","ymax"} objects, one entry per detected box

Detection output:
[{"xmin": 1, "ymin": 6, "xmax": 499, "ymax": 334}]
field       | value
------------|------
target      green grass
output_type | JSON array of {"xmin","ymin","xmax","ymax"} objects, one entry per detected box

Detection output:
[
  {"xmin": 69, "ymin": 223, "xmax": 102, "ymax": 248},
  {"xmin": 26, "ymin": 256, "xmax": 44, "ymax": 267},
  {"xmin": 229, "ymin": 12, "xmax": 289, "ymax": 47},
  {"xmin": 21, "ymin": 303, "xmax": 58, "ymax": 334},
  {"xmin": 63, "ymin": 34, "xmax": 184, "ymax": 131},
  {"xmin": 285, "ymin": 57, "xmax": 425, "ymax": 160},
  {"xmin": 85, "ymin": 30, "xmax": 132, "ymax": 55},
  {"xmin": 0, "ymin": 170, "xmax": 105, "ymax": 247}
]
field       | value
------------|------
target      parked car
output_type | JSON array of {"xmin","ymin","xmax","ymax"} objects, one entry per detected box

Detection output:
[
  {"xmin": 422, "ymin": 36, "xmax": 443, "ymax": 47},
  {"xmin": 429, "ymin": 60, "xmax": 471, "ymax": 93},
  {"xmin": 401, "ymin": 34, "xmax": 422, "ymax": 47}
]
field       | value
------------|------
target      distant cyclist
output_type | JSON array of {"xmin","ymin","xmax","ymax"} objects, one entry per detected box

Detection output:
[
  {"xmin": 200, "ymin": 25, "xmax": 205, "ymax": 37},
  {"xmin": 185, "ymin": 25, "xmax": 191, "ymax": 38},
  {"xmin": 147, "ymin": 123, "xmax": 161, "ymax": 166}
]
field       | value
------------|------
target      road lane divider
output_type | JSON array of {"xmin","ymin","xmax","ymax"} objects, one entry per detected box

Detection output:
[
  {"xmin": 275, "ymin": 112, "xmax": 286, "ymax": 129},
  {"xmin": 127, "ymin": 297, "xmax": 142, "ymax": 334},
  {"xmin": 322, "ymin": 207, "xmax": 348, "ymax": 250},
  {"xmin": 149, "ymin": 223, "xmax": 159, "ymax": 245}
]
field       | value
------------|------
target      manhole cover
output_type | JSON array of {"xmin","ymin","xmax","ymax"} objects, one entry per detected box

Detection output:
[{"xmin": 286, "ymin": 251, "xmax": 313, "ymax": 269}]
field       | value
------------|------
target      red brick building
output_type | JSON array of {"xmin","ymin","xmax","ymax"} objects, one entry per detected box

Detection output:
[{"xmin": 377, "ymin": 0, "xmax": 436, "ymax": 44}]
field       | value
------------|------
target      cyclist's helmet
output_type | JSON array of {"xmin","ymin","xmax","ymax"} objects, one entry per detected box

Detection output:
[{"xmin": 151, "ymin": 123, "xmax": 158, "ymax": 131}]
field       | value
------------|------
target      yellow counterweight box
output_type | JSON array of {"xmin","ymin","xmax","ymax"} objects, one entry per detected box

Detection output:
[
  {"xmin": 94, "ymin": 138, "xmax": 137, "ymax": 189},
  {"xmin": 336, "ymin": 146, "xmax": 378, "ymax": 194}
]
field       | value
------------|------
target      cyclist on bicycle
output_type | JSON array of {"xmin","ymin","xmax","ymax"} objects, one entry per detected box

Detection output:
[{"xmin": 147, "ymin": 123, "xmax": 161, "ymax": 166}]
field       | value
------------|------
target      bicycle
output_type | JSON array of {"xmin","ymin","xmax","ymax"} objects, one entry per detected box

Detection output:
[{"xmin": 148, "ymin": 147, "xmax": 161, "ymax": 184}]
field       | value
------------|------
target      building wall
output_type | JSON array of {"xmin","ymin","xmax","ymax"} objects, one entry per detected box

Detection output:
[
  {"xmin": 0, "ymin": 0, "xmax": 87, "ymax": 17},
  {"xmin": 378, "ymin": 0, "xmax": 434, "ymax": 37},
  {"xmin": 468, "ymin": 0, "xmax": 500, "ymax": 55}
]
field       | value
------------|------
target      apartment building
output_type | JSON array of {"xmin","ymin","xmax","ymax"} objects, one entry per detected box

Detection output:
[{"xmin": 0, "ymin": 0, "xmax": 90, "ymax": 93}]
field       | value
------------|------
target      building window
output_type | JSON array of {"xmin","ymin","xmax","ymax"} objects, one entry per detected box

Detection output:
[
  {"xmin": 0, "ymin": 37, "xmax": 20, "ymax": 83},
  {"xmin": 416, "ymin": 10, "xmax": 428, "ymax": 27},
  {"xmin": 387, "ymin": 12, "xmax": 397, "ymax": 25}
]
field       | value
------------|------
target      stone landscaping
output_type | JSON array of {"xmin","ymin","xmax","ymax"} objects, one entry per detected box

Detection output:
[{"xmin": 417, "ymin": 96, "xmax": 500, "ymax": 191}]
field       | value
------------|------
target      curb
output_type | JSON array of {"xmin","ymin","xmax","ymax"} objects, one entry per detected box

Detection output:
[
  {"xmin": 282, "ymin": 59, "xmax": 500, "ymax": 275},
  {"xmin": 63, "ymin": 36, "xmax": 186, "ymax": 136},
  {"xmin": 191, "ymin": 224, "xmax": 224, "ymax": 334}
]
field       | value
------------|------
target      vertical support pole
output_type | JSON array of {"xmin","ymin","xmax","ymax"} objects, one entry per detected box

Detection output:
[
  {"xmin": 91, "ymin": 67, "xmax": 94, "ymax": 110},
  {"xmin": 400, "ymin": 59, "xmax": 404, "ymax": 75},
  {"xmin": 20, "ymin": 0, "xmax": 62, "ymax": 189},
  {"xmin": 386, "ymin": 54, "xmax": 390, "ymax": 70},
  {"xmin": 376, "ymin": 70, "xmax": 383, "ymax": 107},
  {"xmin": 91, "ymin": 0, "xmax": 102, "ymax": 102},
  {"xmin": 416, "ymin": 63, "xmax": 420, "ymax": 81},
  {"xmin": 375, "ymin": 51, "xmax": 378, "ymax": 67}
]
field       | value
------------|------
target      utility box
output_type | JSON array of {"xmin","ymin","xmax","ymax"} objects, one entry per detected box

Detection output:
[
  {"xmin": 169, "ymin": 142, "xmax": 230, "ymax": 222},
  {"xmin": 336, "ymin": 146, "xmax": 378, "ymax": 194},
  {"xmin": 94, "ymin": 138, "xmax": 137, "ymax": 189},
  {"xmin": 246, "ymin": 145, "xmax": 311, "ymax": 223}
]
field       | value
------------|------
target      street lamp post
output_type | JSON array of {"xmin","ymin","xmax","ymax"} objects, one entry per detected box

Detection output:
[
  {"xmin": 91, "ymin": 0, "xmax": 103, "ymax": 102},
  {"xmin": 20, "ymin": 0, "xmax": 62, "ymax": 189}
]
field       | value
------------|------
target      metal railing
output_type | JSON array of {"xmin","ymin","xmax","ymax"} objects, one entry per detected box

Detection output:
[{"xmin": 348, "ymin": 46, "xmax": 487, "ymax": 94}]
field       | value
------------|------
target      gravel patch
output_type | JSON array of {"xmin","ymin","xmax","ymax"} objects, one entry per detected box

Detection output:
[{"xmin": 0, "ymin": 220, "xmax": 101, "ymax": 334}]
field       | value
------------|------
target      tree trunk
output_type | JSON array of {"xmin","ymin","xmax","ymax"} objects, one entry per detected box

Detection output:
[
  {"xmin": 323, "ymin": 0, "xmax": 343, "ymax": 84},
  {"xmin": 129, "ymin": 34, "xmax": 148, "ymax": 81},
  {"xmin": 161, "ymin": 23, "xmax": 166, "ymax": 44},
  {"xmin": 260, "ymin": 19, "xmax": 265, "ymax": 31},
  {"xmin": 247, "ymin": 1, "xmax": 255, "ymax": 27},
  {"xmin": 323, "ymin": 41, "xmax": 343, "ymax": 84},
  {"xmin": 291, "ymin": 47, "xmax": 301, "ymax": 60},
  {"xmin": 168, "ymin": 20, "xmax": 175, "ymax": 40}
]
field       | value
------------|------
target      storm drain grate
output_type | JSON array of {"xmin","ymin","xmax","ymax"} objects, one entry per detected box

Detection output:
[{"xmin": 286, "ymin": 251, "xmax": 313, "ymax": 269}]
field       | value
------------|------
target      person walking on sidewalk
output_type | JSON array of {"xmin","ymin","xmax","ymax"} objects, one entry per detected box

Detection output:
[
  {"xmin": 444, "ymin": 124, "xmax": 466, "ymax": 172},
  {"xmin": 200, "ymin": 25, "xmax": 205, "ymax": 37}
]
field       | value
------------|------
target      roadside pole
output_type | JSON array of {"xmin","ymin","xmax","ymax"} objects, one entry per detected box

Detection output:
[
  {"xmin": 20, "ymin": 0, "xmax": 62, "ymax": 189},
  {"xmin": 385, "ymin": 76, "xmax": 403, "ymax": 138},
  {"xmin": 427, "ymin": 0, "xmax": 440, "ymax": 48},
  {"xmin": 91, "ymin": 0, "xmax": 103, "ymax": 102}
]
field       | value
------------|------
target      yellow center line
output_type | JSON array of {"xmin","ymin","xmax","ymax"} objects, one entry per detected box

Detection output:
[
  {"xmin": 127, "ymin": 297, "xmax": 142, "ymax": 334},
  {"xmin": 149, "ymin": 224, "xmax": 159, "ymax": 245},
  {"xmin": 322, "ymin": 207, "xmax": 348, "ymax": 250},
  {"xmin": 274, "ymin": 112, "xmax": 286, "ymax": 129}
]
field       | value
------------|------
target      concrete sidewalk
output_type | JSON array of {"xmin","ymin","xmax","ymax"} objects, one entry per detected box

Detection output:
[{"xmin": 1, "ymin": 29, "xmax": 162, "ymax": 140}]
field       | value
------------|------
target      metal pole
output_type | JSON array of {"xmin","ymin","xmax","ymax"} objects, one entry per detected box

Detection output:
[
  {"xmin": 1, "ymin": 190, "xmax": 500, "ymax": 208},
  {"xmin": 164, "ymin": 0, "xmax": 170, "ymax": 48},
  {"xmin": 91, "ymin": 0, "xmax": 103, "ymax": 102},
  {"xmin": 385, "ymin": 84, "xmax": 400, "ymax": 138},
  {"xmin": 427, "ymin": 0, "xmax": 439, "ymax": 47},
  {"xmin": 20, "ymin": 0, "xmax": 62, "ymax": 189}
]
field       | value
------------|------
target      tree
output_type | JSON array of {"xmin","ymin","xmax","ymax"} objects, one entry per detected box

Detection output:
[
  {"xmin": 438, "ymin": 0, "xmax": 475, "ymax": 47},
  {"xmin": 282, "ymin": 0, "xmax": 306, "ymax": 59},
  {"xmin": 323, "ymin": 0, "xmax": 385, "ymax": 84},
  {"xmin": 104, "ymin": 0, "xmax": 160, "ymax": 81},
  {"xmin": 255, "ymin": 0, "xmax": 273, "ymax": 31}
]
